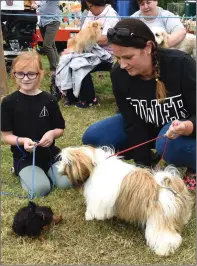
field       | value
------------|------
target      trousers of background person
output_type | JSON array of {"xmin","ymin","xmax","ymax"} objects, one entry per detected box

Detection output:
[
  {"xmin": 67, "ymin": 62, "xmax": 112, "ymax": 104},
  {"xmin": 82, "ymin": 114, "xmax": 196, "ymax": 172},
  {"xmin": 39, "ymin": 21, "xmax": 60, "ymax": 72}
]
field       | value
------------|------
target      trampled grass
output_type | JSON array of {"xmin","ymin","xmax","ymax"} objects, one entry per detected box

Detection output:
[{"xmin": 1, "ymin": 56, "xmax": 196, "ymax": 265}]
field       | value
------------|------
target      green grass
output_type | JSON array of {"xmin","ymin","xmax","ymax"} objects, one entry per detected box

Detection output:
[{"xmin": 1, "ymin": 56, "xmax": 196, "ymax": 265}]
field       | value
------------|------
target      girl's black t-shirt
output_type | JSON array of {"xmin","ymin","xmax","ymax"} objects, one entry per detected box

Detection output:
[{"xmin": 1, "ymin": 91, "xmax": 65, "ymax": 161}]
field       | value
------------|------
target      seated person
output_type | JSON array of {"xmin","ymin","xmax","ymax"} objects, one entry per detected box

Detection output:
[
  {"xmin": 63, "ymin": 0, "xmax": 120, "ymax": 108},
  {"xmin": 131, "ymin": 0, "xmax": 186, "ymax": 48}
]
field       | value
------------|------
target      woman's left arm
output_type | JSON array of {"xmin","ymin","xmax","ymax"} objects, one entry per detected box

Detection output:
[{"xmin": 166, "ymin": 54, "xmax": 196, "ymax": 139}]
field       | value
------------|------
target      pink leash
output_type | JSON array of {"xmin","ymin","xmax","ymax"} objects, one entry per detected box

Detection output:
[{"xmin": 108, "ymin": 135, "xmax": 169, "ymax": 168}]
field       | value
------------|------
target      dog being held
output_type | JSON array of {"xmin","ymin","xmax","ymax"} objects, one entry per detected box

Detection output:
[
  {"xmin": 12, "ymin": 201, "xmax": 62, "ymax": 240},
  {"xmin": 67, "ymin": 21, "xmax": 102, "ymax": 53},
  {"xmin": 151, "ymin": 26, "xmax": 196, "ymax": 59},
  {"xmin": 57, "ymin": 146, "xmax": 193, "ymax": 256}
]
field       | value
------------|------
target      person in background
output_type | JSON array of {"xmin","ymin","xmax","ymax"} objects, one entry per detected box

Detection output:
[
  {"xmin": 33, "ymin": 0, "xmax": 62, "ymax": 101},
  {"xmin": 1, "ymin": 51, "xmax": 71, "ymax": 197},
  {"xmin": 64, "ymin": 0, "xmax": 120, "ymax": 108},
  {"xmin": 131, "ymin": 0, "xmax": 186, "ymax": 48},
  {"xmin": 82, "ymin": 18, "xmax": 196, "ymax": 190}
]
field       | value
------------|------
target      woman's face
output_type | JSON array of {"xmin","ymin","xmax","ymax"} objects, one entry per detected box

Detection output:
[
  {"xmin": 139, "ymin": 0, "xmax": 158, "ymax": 16},
  {"xmin": 14, "ymin": 63, "xmax": 41, "ymax": 95},
  {"xmin": 111, "ymin": 44, "xmax": 152, "ymax": 77},
  {"xmin": 85, "ymin": 1, "xmax": 104, "ymax": 15}
]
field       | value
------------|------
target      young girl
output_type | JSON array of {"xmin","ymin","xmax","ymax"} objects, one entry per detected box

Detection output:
[{"xmin": 1, "ymin": 51, "xmax": 71, "ymax": 197}]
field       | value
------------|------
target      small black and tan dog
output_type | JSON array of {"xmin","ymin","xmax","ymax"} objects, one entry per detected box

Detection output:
[{"xmin": 12, "ymin": 201, "xmax": 62, "ymax": 240}]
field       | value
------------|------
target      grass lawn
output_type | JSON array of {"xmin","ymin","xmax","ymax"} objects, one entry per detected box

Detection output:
[{"xmin": 1, "ymin": 56, "xmax": 196, "ymax": 265}]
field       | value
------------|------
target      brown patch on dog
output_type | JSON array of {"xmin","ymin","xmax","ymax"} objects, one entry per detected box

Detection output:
[
  {"xmin": 63, "ymin": 148, "xmax": 95, "ymax": 187},
  {"xmin": 115, "ymin": 168, "xmax": 158, "ymax": 224}
]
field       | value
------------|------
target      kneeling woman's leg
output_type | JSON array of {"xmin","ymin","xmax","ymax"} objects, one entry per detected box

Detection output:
[
  {"xmin": 19, "ymin": 166, "xmax": 51, "ymax": 197},
  {"xmin": 156, "ymin": 123, "xmax": 196, "ymax": 172},
  {"xmin": 82, "ymin": 114, "xmax": 128, "ymax": 151},
  {"xmin": 47, "ymin": 162, "xmax": 72, "ymax": 189}
]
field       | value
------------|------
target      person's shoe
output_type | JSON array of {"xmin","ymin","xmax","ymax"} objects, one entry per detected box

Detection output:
[
  {"xmin": 75, "ymin": 101, "xmax": 89, "ymax": 108},
  {"xmin": 183, "ymin": 170, "xmax": 196, "ymax": 191},
  {"xmin": 89, "ymin": 98, "xmax": 100, "ymax": 107},
  {"xmin": 64, "ymin": 100, "xmax": 76, "ymax": 107},
  {"xmin": 75, "ymin": 98, "xmax": 100, "ymax": 109}
]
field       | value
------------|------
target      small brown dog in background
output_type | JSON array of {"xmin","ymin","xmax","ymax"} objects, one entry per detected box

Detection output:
[{"xmin": 67, "ymin": 21, "xmax": 102, "ymax": 53}]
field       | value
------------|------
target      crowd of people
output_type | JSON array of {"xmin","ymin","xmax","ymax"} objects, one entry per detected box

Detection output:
[{"xmin": 1, "ymin": 0, "xmax": 196, "ymax": 195}]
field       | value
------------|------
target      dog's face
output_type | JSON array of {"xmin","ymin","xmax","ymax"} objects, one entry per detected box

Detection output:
[
  {"xmin": 57, "ymin": 146, "xmax": 97, "ymax": 187},
  {"xmin": 151, "ymin": 27, "xmax": 168, "ymax": 47},
  {"xmin": 87, "ymin": 21, "xmax": 102, "ymax": 37}
]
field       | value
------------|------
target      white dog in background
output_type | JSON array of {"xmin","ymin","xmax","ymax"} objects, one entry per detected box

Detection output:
[
  {"xmin": 57, "ymin": 146, "xmax": 193, "ymax": 256},
  {"xmin": 151, "ymin": 26, "xmax": 196, "ymax": 59}
]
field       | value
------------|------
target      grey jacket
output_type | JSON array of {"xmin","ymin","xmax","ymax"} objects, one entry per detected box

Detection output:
[{"xmin": 55, "ymin": 45, "xmax": 112, "ymax": 98}]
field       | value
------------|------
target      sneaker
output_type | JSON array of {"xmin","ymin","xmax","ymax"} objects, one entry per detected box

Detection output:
[
  {"xmin": 183, "ymin": 170, "xmax": 196, "ymax": 191},
  {"xmin": 75, "ymin": 101, "xmax": 89, "ymax": 108},
  {"xmin": 75, "ymin": 98, "xmax": 100, "ymax": 109},
  {"xmin": 64, "ymin": 100, "xmax": 77, "ymax": 107}
]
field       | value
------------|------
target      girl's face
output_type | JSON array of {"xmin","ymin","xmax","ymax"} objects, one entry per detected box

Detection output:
[{"xmin": 14, "ymin": 63, "xmax": 41, "ymax": 95}]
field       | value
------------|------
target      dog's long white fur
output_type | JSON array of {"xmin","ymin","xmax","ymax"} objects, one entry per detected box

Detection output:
[{"xmin": 57, "ymin": 146, "xmax": 193, "ymax": 256}]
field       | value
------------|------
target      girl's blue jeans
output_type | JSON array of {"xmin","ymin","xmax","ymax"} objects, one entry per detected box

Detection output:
[{"xmin": 82, "ymin": 114, "xmax": 196, "ymax": 172}]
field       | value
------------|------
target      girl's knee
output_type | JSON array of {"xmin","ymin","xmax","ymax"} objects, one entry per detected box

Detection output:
[
  {"xmin": 19, "ymin": 166, "xmax": 51, "ymax": 197},
  {"xmin": 21, "ymin": 178, "xmax": 51, "ymax": 197},
  {"xmin": 56, "ymin": 175, "xmax": 72, "ymax": 189}
]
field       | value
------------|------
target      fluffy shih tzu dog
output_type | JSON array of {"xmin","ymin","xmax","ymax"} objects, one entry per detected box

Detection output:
[
  {"xmin": 12, "ymin": 201, "xmax": 62, "ymax": 240},
  {"xmin": 67, "ymin": 21, "xmax": 102, "ymax": 53},
  {"xmin": 151, "ymin": 26, "xmax": 196, "ymax": 59},
  {"xmin": 57, "ymin": 146, "xmax": 193, "ymax": 256}
]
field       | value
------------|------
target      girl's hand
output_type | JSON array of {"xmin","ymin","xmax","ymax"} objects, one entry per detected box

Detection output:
[
  {"xmin": 38, "ymin": 130, "xmax": 54, "ymax": 147},
  {"xmin": 165, "ymin": 120, "xmax": 194, "ymax": 139},
  {"xmin": 23, "ymin": 138, "xmax": 37, "ymax": 152}
]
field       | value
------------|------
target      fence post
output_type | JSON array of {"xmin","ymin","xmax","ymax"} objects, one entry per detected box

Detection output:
[{"xmin": 0, "ymin": 24, "xmax": 8, "ymax": 97}]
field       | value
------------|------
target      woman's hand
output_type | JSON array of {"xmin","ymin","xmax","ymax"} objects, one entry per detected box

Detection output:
[
  {"xmin": 165, "ymin": 120, "xmax": 194, "ymax": 139},
  {"xmin": 23, "ymin": 138, "xmax": 37, "ymax": 152},
  {"xmin": 38, "ymin": 130, "xmax": 54, "ymax": 147},
  {"xmin": 61, "ymin": 48, "xmax": 73, "ymax": 55}
]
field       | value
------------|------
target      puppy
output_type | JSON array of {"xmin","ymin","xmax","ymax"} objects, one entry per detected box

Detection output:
[
  {"xmin": 57, "ymin": 146, "xmax": 193, "ymax": 256},
  {"xmin": 12, "ymin": 201, "xmax": 62, "ymax": 240},
  {"xmin": 151, "ymin": 26, "xmax": 196, "ymax": 59},
  {"xmin": 67, "ymin": 21, "xmax": 102, "ymax": 53}
]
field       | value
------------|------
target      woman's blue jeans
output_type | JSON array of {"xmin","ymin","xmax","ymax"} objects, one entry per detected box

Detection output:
[{"xmin": 82, "ymin": 114, "xmax": 196, "ymax": 172}]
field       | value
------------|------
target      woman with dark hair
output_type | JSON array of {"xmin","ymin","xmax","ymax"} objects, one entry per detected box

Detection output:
[
  {"xmin": 82, "ymin": 18, "xmax": 196, "ymax": 189},
  {"xmin": 64, "ymin": 0, "xmax": 119, "ymax": 108}
]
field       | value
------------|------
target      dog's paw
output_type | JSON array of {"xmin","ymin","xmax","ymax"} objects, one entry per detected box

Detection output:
[
  {"xmin": 85, "ymin": 211, "xmax": 94, "ymax": 221},
  {"xmin": 53, "ymin": 215, "xmax": 63, "ymax": 224}
]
